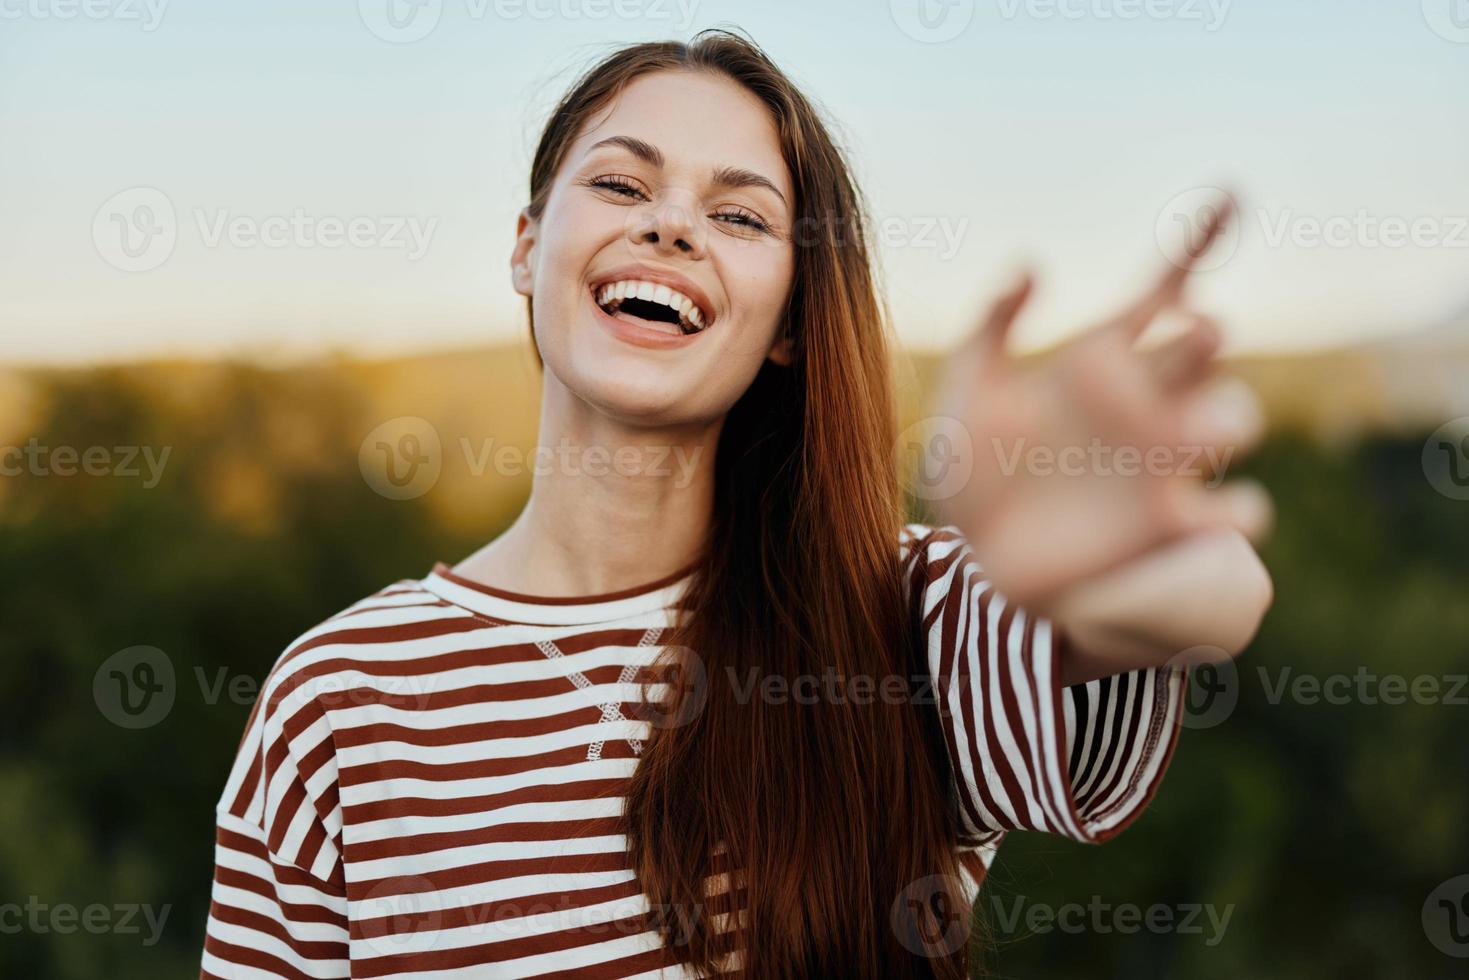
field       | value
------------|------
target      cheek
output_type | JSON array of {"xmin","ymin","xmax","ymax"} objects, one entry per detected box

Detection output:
[
  {"xmin": 721, "ymin": 241, "xmax": 794, "ymax": 345},
  {"xmin": 538, "ymin": 193, "xmax": 618, "ymax": 281}
]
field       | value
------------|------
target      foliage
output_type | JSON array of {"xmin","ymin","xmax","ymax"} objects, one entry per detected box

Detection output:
[{"xmin": 0, "ymin": 366, "xmax": 1464, "ymax": 978}]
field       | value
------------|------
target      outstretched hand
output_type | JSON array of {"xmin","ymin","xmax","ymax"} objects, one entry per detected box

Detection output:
[{"xmin": 929, "ymin": 195, "xmax": 1271, "ymax": 610}]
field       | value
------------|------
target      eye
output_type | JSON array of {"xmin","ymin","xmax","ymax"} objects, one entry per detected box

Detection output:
[
  {"xmin": 584, "ymin": 175, "xmax": 648, "ymax": 200},
  {"xmin": 713, "ymin": 207, "xmax": 771, "ymax": 234},
  {"xmin": 585, "ymin": 174, "xmax": 774, "ymax": 236}
]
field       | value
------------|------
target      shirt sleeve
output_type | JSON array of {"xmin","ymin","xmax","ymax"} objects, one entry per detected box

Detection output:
[
  {"xmin": 201, "ymin": 654, "xmax": 351, "ymax": 979},
  {"xmin": 902, "ymin": 523, "xmax": 1188, "ymax": 846}
]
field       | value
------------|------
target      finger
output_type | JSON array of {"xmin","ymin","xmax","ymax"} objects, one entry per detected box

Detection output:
[
  {"xmin": 1110, "ymin": 192, "xmax": 1237, "ymax": 339},
  {"xmin": 1178, "ymin": 376, "xmax": 1265, "ymax": 457},
  {"xmin": 1142, "ymin": 313, "xmax": 1222, "ymax": 392},
  {"xmin": 1170, "ymin": 478, "xmax": 1275, "ymax": 543},
  {"xmin": 972, "ymin": 271, "xmax": 1034, "ymax": 362},
  {"xmin": 1173, "ymin": 192, "xmax": 1236, "ymax": 270}
]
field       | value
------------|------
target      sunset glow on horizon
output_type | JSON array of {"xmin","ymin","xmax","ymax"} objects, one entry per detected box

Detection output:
[{"xmin": 3, "ymin": 1, "xmax": 1468, "ymax": 366}]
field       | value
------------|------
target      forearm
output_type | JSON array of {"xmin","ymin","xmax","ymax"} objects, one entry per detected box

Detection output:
[{"xmin": 1045, "ymin": 528, "xmax": 1274, "ymax": 687}]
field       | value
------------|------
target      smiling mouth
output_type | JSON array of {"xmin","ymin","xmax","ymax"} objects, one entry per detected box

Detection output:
[{"xmin": 593, "ymin": 280, "xmax": 710, "ymax": 336}]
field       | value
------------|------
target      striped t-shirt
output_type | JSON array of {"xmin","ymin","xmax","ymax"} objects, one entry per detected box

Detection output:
[{"xmin": 200, "ymin": 523, "xmax": 1186, "ymax": 979}]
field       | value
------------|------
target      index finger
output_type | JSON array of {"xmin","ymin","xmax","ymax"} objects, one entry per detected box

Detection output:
[
  {"xmin": 1111, "ymin": 192, "xmax": 1236, "ymax": 339},
  {"xmin": 961, "ymin": 270, "xmax": 1034, "ymax": 366}
]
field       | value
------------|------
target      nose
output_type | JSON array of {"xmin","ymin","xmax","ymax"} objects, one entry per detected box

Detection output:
[{"xmin": 626, "ymin": 190, "xmax": 706, "ymax": 259}]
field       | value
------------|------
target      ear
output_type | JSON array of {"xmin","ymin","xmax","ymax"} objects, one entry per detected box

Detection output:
[
  {"xmin": 767, "ymin": 326, "xmax": 793, "ymax": 367},
  {"xmin": 510, "ymin": 207, "xmax": 536, "ymax": 297}
]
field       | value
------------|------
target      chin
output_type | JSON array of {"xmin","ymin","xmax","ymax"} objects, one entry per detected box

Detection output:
[
  {"xmin": 557, "ymin": 355, "xmax": 707, "ymax": 428},
  {"xmin": 534, "ymin": 300, "xmax": 745, "ymax": 429}
]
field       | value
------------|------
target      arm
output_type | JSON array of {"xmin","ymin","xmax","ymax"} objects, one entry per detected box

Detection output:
[
  {"xmin": 202, "ymin": 665, "xmax": 351, "ymax": 978},
  {"xmin": 1048, "ymin": 528, "xmax": 1274, "ymax": 687},
  {"xmin": 202, "ymin": 811, "xmax": 350, "ymax": 979},
  {"xmin": 904, "ymin": 523, "xmax": 1190, "ymax": 848},
  {"xmin": 910, "ymin": 198, "xmax": 1273, "ymax": 851}
]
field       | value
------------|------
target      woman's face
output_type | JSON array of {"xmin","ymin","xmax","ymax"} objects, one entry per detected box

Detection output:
[{"xmin": 512, "ymin": 69, "xmax": 797, "ymax": 428}]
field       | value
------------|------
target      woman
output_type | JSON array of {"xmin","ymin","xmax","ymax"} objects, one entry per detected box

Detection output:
[{"xmin": 200, "ymin": 29, "xmax": 1272, "ymax": 980}]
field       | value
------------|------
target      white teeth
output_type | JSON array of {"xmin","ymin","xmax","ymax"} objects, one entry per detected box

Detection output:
[{"xmin": 593, "ymin": 278, "xmax": 711, "ymax": 333}]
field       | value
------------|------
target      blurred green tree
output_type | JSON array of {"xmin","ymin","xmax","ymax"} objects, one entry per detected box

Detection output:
[{"xmin": 0, "ymin": 368, "xmax": 1464, "ymax": 978}]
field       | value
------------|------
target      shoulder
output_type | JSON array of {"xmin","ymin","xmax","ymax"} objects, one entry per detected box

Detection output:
[
  {"xmin": 900, "ymin": 521, "xmax": 982, "ymax": 576},
  {"xmin": 899, "ymin": 522, "xmax": 1008, "ymax": 625},
  {"xmin": 249, "ymin": 574, "xmax": 472, "ymax": 728}
]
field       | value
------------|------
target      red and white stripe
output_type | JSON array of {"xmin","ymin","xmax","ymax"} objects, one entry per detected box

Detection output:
[{"xmin": 201, "ymin": 524, "xmax": 1185, "ymax": 978}]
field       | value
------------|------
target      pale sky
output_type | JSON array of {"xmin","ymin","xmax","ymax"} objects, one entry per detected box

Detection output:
[{"xmin": 2, "ymin": 0, "xmax": 1467, "ymax": 365}]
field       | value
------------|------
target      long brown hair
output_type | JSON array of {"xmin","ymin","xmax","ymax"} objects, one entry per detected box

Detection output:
[{"xmin": 523, "ymin": 29, "xmax": 972, "ymax": 978}]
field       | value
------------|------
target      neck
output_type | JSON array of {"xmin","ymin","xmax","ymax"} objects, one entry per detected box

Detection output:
[{"xmin": 452, "ymin": 371, "xmax": 720, "ymax": 597}]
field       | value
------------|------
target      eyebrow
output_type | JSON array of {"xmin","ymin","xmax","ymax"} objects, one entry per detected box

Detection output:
[{"xmin": 586, "ymin": 135, "xmax": 789, "ymax": 210}]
